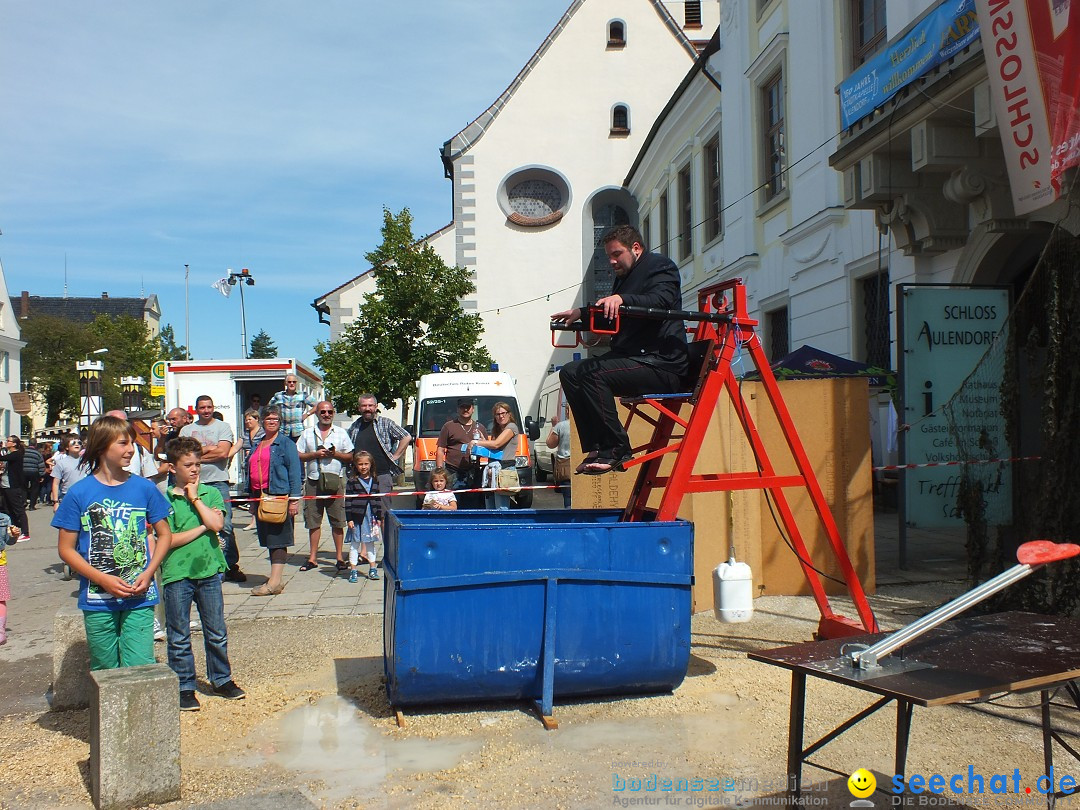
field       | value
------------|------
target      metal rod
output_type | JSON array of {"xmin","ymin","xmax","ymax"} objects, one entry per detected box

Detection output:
[
  {"xmin": 184, "ymin": 264, "xmax": 190, "ymax": 360},
  {"xmin": 239, "ymin": 280, "xmax": 248, "ymax": 358},
  {"xmin": 852, "ymin": 562, "xmax": 1033, "ymax": 667}
]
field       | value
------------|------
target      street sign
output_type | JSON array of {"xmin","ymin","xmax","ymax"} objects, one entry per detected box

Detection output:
[
  {"xmin": 151, "ymin": 361, "xmax": 166, "ymax": 397},
  {"xmin": 10, "ymin": 391, "xmax": 31, "ymax": 415},
  {"xmin": 898, "ymin": 285, "xmax": 1011, "ymax": 527}
]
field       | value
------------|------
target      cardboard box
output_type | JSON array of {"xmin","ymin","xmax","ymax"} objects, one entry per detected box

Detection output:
[{"xmin": 569, "ymin": 378, "xmax": 875, "ymax": 611}]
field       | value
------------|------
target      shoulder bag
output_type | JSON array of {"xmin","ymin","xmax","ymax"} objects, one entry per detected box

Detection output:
[
  {"xmin": 256, "ymin": 447, "xmax": 290, "ymax": 524},
  {"xmin": 496, "ymin": 467, "xmax": 522, "ymax": 494}
]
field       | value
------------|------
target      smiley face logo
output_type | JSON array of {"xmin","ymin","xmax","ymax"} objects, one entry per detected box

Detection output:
[{"xmin": 848, "ymin": 768, "xmax": 876, "ymax": 798}]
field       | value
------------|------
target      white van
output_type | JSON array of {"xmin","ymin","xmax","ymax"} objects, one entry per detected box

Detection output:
[
  {"xmin": 408, "ymin": 370, "xmax": 536, "ymax": 507},
  {"xmin": 527, "ymin": 371, "xmax": 565, "ymax": 481}
]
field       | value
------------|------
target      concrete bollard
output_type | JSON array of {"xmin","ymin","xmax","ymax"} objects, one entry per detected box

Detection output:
[
  {"xmin": 51, "ymin": 605, "xmax": 91, "ymax": 710},
  {"xmin": 90, "ymin": 664, "xmax": 180, "ymax": 810}
]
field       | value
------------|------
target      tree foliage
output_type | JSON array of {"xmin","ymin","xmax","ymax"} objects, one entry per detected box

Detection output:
[
  {"xmin": 86, "ymin": 315, "xmax": 161, "ymax": 411},
  {"xmin": 249, "ymin": 329, "xmax": 278, "ymax": 359},
  {"xmin": 19, "ymin": 315, "xmax": 95, "ymax": 426},
  {"xmin": 21, "ymin": 315, "xmax": 175, "ymax": 425},
  {"xmin": 159, "ymin": 323, "xmax": 187, "ymax": 360},
  {"xmin": 315, "ymin": 207, "xmax": 492, "ymax": 419}
]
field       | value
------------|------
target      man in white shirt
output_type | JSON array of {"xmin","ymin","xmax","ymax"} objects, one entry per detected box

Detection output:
[{"xmin": 296, "ymin": 401, "xmax": 354, "ymax": 573}]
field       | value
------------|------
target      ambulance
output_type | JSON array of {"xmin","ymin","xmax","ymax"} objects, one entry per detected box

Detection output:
[{"xmin": 408, "ymin": 369, "xmax": 535, "ymax": 507}]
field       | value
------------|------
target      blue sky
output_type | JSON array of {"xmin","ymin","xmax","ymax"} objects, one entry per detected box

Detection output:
[{"xmin": 0, "ymin": 1, "xmax": 567, "ymax": 367}]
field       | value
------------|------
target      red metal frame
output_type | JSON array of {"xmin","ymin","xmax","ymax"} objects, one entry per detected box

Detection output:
[{"xmin": 618, "ymin": 279, "xmax": 878, "ymax": 639}]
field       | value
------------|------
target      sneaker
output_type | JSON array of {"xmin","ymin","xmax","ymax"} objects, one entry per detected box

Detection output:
[
  {"xmin": 213, "ymin": 680, "xmax": 246, "ymax": 700},
  {"xmin": 153, "ymin": 619, "xmax": 166, "ymax": 642},
  {"xmin": 367, "ymin": 566, "xmax": 380, "ymax": 581},
  {"xmin": 348, "ymin": 570, "xmax": 359, "ymax": 583},
  {"xmin": 179, "ymin": 690, "xmax": 201, "ymax": 712},
  {"xmin": 16, "ymin": 535, "xmax": 29, "ymax": 543},
  {"xmin": 223, "ymin": 565, "xmax": 247, "ymax": 582}
]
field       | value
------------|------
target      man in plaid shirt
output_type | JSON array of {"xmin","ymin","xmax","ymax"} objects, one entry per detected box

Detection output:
[
  {"xmin": 267, "ymin": 374, "xmax": 317, "ymax": 442},
  {"xmin": 347, "ymin": 394, "xmax": 412, "ymax": 497}
]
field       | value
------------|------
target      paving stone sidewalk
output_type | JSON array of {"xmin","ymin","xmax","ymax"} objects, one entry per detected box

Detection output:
[{"xmin": 224, "ymin": 508, "xmax": 385, "ymax": 621}]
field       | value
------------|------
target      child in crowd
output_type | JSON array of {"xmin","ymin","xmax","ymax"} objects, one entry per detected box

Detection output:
[
  {"xmin": 422, "ymin": 467, "xmax": 457, "ymax": 511},
  {"xmin": 0, "ymin": 512, "xmax": 18, "ymax": 645},
  {"xmin": 160, "ymin": 437, "xmax": 245, "ymax": 711},
  {"xmin": 344, "ymin": 451, "xmax": 382, "ymax": 583},
  {"xmin": 52, "ymin": 416, "xmax": 172, "ymax": 670}
]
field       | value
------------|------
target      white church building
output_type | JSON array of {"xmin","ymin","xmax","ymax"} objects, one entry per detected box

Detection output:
[{"xmin": 314, "ymin": 0, "xmax": 720, "ymax": 410}]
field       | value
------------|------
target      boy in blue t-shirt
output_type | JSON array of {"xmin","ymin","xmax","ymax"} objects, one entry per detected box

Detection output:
[{"xmin": 53, "ymin": 416, "xmax": 172, "ymax": 670}]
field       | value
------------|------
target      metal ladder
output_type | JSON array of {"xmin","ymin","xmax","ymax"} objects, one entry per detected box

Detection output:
[{"xmin": 565, "ymin": 278, "xmax": 878, "ymax": 639}]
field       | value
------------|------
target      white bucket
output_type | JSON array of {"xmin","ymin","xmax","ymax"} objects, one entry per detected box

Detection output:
[{"xmin": 713, "ymin": 558, "xmax": 753, "ymax": 623}]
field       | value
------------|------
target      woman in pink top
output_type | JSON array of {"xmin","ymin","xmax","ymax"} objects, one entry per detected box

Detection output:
[{"xmin": 247, "ymin": 407, "xmax": 302, "ymax": 596}]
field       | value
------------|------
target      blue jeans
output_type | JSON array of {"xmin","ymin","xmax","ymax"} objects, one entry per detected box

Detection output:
[
  {"xmin": 163, "ymin": 575, "xmax": 231, "ymax": 691},
  {"xmin": 207, "ymin": 482, "xmax": 238, "ymax": 568}
]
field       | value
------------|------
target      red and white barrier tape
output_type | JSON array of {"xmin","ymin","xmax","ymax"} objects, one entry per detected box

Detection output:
[
  {"xmin": 872, "ymin": 455, "xmax": 1040, "ymax": 472},
  {"xmin": 226, "ymin": 483, "xmax": 561, "ymax": 504},
  {"xmin": 225, "ymin": 455, "xmax": 1042, "ymax": 503}
]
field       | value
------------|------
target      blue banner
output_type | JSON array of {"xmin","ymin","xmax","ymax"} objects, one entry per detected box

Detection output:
[{"xmin": 839, "ymin": 0, "xmax": 980, "ymax": 129}]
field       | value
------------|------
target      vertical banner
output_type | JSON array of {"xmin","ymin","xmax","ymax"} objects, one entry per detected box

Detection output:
[
  {"xmin": 899, "ymin": 285, "xmax": 1011, "ymax": 527},
  {"xmin": 975, "ymin": 0, "xmax": 1056, "ymax": 213},
  {"xmin": 1038, "ymin": 0, "xmax": 1080, "ymax": 185}
]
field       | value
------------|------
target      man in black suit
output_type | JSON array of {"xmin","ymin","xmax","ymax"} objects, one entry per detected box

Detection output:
[{"xmin": 552, "ymin": 225, "xmax": 688, "ymax": 474}]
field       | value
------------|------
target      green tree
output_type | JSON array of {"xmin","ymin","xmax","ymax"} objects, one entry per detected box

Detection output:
[
  {"xmin": 159, "ymin": 323, "xmax": 187, "ymax": 360},
  {"xmin": 315, "ymin": 207, "xmax": 492, "ymax": 419},
  {"xmin": 19, "ymin": 315, "xmax": 95, "ymax": 425},
  {"xmin": 87, "ymin": 315, "xmax": 161, "ymax": 411},
  {"xmin": 249, "ymin": 329, "xmax": 278, "ymax": 359}
]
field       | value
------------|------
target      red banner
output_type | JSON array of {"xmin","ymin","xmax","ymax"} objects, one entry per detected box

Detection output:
[
  {"xmin": 1047, "ymin": 0, "xmax": 1080, "ymax": 185},
  {"xmin": 976, "ymin": 0, "xmax": 1077, "ymax": 213}
]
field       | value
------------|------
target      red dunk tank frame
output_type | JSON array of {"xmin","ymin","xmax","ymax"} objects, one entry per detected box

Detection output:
[{"xmin": 563, "ymin": 278, "xmax": 877, "ymax": 639}]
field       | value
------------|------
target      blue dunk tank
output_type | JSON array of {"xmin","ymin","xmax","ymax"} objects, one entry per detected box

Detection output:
[{"xmin": 382, "ymin": 508, "xmax": 694, "ymax": 725}]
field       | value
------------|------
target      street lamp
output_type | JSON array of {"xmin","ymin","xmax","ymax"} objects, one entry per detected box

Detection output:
[
  {"xmin": 77, "ymin": 349, "xmax": 109, "ymax": 427},
  {"xmin": 227, "ymin": 268, "xmax": 255, "ymax": 358}
]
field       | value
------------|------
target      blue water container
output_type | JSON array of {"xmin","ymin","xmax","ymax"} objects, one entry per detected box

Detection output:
[{"xmin": 382, "ymin": 509, "xmax": 693, "ymax": 718}]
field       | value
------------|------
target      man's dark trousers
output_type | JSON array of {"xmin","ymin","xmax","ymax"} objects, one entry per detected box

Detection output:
[{"xmin": 560, "ymin": 356, "xmax": 682, "ymax": 457}]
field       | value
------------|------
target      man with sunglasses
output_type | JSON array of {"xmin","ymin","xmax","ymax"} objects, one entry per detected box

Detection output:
[
  {"xmin": 435, "ymin": 398, "xmax": 488, "ymax": 509},
  {"xmin": 296, "ymin": 402, "xmax": 353, "ymax": 572}
]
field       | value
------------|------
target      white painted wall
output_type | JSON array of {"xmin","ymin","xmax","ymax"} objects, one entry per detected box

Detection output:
[
  {"xmin": 446, "ymin": 0, "xmax": 705, "ymax": 408},
  {"xmin": 0, "ymin": 260, "xmax": 26, "ymax": 437},
  {"xmin": 629, "ymin": 0, "xmax": 896, "ymax": 368}
]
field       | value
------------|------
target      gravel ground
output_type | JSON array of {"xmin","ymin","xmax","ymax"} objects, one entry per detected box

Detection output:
[{"xmin": 2, "ymin": 579, "xmax": 1076, "ymax": 809}]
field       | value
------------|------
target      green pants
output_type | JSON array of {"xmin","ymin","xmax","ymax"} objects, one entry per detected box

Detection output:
[{"xmin": 83, "ymin": 606, "xmax": 156, "ymax": 670}]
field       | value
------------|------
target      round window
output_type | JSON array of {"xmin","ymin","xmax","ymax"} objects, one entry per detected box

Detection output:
[
  {"xmin": 498, "ymin": 167, "xmax": 571, "ymax": 227},
  {"xmin": 508, "ymin": 179, "xmax": 562, "ymax": 218}
]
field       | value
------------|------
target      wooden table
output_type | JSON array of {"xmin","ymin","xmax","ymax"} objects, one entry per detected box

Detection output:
[{"xmin": 750, "ymin": 612, "xmax": 1080, "ymax": 808}]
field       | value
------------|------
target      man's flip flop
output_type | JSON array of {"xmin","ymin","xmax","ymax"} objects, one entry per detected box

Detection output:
[
  {"xmin": 581, "ymin": 454, "xmax": 633, "ymax": 475},
  {"xmin": 298, "ymin": 561, "xmax": 318, "ymax": 572},
  {"xmin": 575, "ymin": 452, "xmax": 600, "ymax": 475}
]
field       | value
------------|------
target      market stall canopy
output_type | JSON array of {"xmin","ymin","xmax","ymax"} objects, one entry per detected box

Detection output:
[{"xmin": 746, "ymin": 345, "xmax": 895, "ymax": 389}]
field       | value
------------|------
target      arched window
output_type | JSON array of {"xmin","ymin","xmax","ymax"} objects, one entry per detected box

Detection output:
[
  {"xmin": 611, "ymin": 104, "xmax": 630, "ymax": 135},
  {"xmin": 607, "ymin": 20, "xmax": 626, "ymax": 47},
  {"xmin": 590, "ymin": 202, "xmax": 632, "ymax": 301}
]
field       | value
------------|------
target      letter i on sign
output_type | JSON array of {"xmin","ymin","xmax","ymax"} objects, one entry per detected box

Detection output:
[{"xmin": 923, "ymin": 381, "xmax": 934, "ymax": 417}]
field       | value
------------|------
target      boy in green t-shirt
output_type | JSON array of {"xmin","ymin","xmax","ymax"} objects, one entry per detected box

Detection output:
[{"xmin": 162, "ymin": 437, "xmax": 246, "ymax": 712}]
